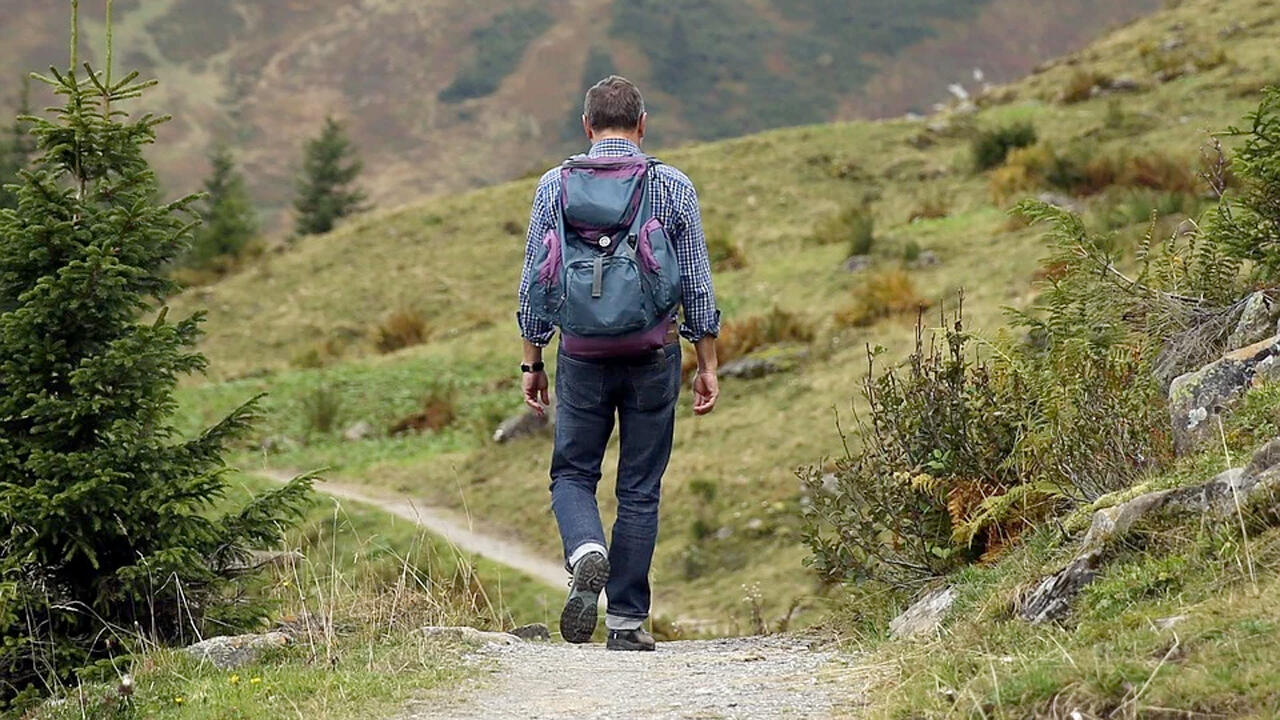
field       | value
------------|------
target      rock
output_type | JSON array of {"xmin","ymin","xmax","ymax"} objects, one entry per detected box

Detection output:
[
  {"xmin": 1228, "ymin": 292, "xmax": 1280, "ymax": 349},
  {"xmin": 1244, "ymin": 437, "xmax": 1280, "ymax": 478},
  {"xmin": 508, "ymin": 623, "xmax": 551, "ymax": 641},
  {"xmin": 1036, "ymin": 192, "xmax": 1083, "ymax": 214},
  {"xmin": 493, "ymin": 405, "xmax": 554, "ymax": 444},
  {"xmin": 421, "ymin": 626, "xmax": 521, "ymax": 646},
  {"xmin": 1026, "ymin": 440, "xmax": 1280, "ymax": 624},
  {"xmin": 889, "ymin": 586, "xmax": 955, "ymax": 639},
  {"xmin": 843, "ymin": 255, "xmax": 873, "ymax": 273},
  {"xmin": 908, "ymin": 251, "xmax": 940, "ymax": 269},
  {"xmin": 1100, "ymin": 76, "xmax": 1143, "ymax": 93},
  {"xmin": 258, "ymin": 435, "xmax": 299, "ymax": 454},
  {"xmin": 184, "ymin": 632, "xmax": 292, "ymax": 669},
  {"xmin": 342, "ymin": 420, "xmax": 375, "ymax": 442},
  {"xmin": 1168, "ymin": 335, "xmax": 1280, "ymax": 454},
  {"xmin": 720, "ymin": 357, "xmax": 781, "ymax": 380},
  {"xmin": 1019, "ymin": 551, "xmax": 1102, "ymax": 624}
]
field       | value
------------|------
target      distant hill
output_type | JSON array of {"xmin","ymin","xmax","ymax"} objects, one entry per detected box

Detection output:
[{"xmin": 0, "ymin": 0, "xmax": 1158, "ymax": 227}]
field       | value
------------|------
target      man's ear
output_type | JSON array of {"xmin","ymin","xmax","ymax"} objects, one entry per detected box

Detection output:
[
  {"xmin": 637, "ymin": 113, "xmax": 647, "ymax": 142},
  {"xmin": 583, "ymin": 115, "xmax": 594, "ymax": 142}
]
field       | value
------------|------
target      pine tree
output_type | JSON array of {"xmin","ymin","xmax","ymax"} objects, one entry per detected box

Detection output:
[
  {"xmin": 185, "ymin": 144, "xmax": 257, "ymax": 270},
  {"xmin": 0, "ymin": 5, "xmax": 312, "ymax": 707},
  {"xmin": 0, "ymin": 77, "xmax": 34, "ymax": 211},
  {"xmin": 293, "ymin": 116, "xmax": 367, "ymax": 236}
]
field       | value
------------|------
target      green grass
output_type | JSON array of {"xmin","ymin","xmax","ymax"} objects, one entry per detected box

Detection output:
[
  {"xmin": 167, "ymin": 0, "xmax": 1280, "ymax": 629},
  {"xmin": 830, "ymin": 384, "xmax": 1280, "ymax": 718},
  {"xmin": 26, "ymin": 473, "xmax": 558, "ymax": 719}
]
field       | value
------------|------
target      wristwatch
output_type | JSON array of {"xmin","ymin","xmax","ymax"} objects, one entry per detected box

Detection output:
[{"xmin": 521, "ymin": 361, "xmax": 545, "ymax": 374}]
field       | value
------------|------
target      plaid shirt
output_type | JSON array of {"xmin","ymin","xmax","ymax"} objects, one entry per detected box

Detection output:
[{"xmin": 517, "ymin": 138, "xmax": 721, "ymax": 347}]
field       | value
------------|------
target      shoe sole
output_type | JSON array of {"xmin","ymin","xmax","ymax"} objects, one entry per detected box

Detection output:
[
  {"xmin": 606, "ymin": 639, "xmax": 656, "ymax": 652},
  {"xmin": 559, "ymin": 553, "xmax": 609, "ymax": 644}
]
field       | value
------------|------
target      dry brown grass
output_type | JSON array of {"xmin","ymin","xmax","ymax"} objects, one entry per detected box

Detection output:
[
  {"xmin": 682, "ymin": 307, "xmax": 815, "ymax": 376},
  {"xmin": 835, "ymin": 269, "xmax": 930, "ymax": 327},
  {"xmin": 374, "ymin": 308, "xmax": 430, "ymax": 354},
  {"xmin": 388, "ymin": 388, "xmax": 458, "ymax": 435}
]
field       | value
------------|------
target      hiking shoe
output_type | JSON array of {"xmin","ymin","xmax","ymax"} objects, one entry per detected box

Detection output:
[
  {"xmin": 559, "ymin": 551, "xmax": 609, "ymax": 644},
  {"xmin": 606, "ymin": 627, "xmax": 656, "ymax": 652}
]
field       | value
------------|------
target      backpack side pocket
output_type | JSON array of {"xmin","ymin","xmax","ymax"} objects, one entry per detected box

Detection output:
[
  {"xmin": 527, "ymin": 229, "xmax": 564, "ymax": 323},
  {"xmin": 638, "ymin": 218, "xmax": 682, "ymax": 315}
]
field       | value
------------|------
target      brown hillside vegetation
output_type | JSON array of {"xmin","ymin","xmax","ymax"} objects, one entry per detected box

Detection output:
[{"xmin": 0, "ymin": 0, "xmax": 1156, "ymax": 226}]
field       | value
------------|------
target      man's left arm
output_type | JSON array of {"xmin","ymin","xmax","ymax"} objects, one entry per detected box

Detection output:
[{"xmin": 672, "ymin": 181, "xmax": 721, "ymax": 414}]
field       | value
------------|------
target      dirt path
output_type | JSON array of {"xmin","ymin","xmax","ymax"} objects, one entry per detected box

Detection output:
[
  {"xmin": 257, "ymin": 470, "xmax": 567, "ymax": 589},
  {"xmin": 401, "ymin": 635, "xmax": 864, "ymax": 720}
]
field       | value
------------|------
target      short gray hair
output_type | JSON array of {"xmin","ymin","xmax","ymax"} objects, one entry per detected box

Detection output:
[{"xmin": 583, "ymin": 75, "xmax": 645, "ymax": 132}]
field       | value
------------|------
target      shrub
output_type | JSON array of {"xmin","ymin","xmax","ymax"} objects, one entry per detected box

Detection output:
[
  {"xmin": 972, "ymin": 122, "xmax": 1038, "ymax": 172},
  {"xmin": 374, "ymin": 308, "xmax": 429, "ymax": 354},
  {"xmin": 301, "ymin": 386, "xmax": 344, "ymax": 437},
  {"xmin": 705, "ymin": 224, "xmax": 748, "ymax": 271},
  {"xmin": 389, "ymin": 388, "xmax": 458, "ymax": 435},
  {"xmin": 1059, "ymin": 69, "xmax": 1109, "ymax": 104},
  {"xmin": 835, "ymin": 269, "xmax": 929, "ymax": 328},
  {"xmin": 683, "ymin": 307, "xmax": 814, "ymax": 376},
  {"xmin": 812, "ymin": 205, "xmax": 875, "ymax": 255},
  {"xmin": 908, "ymin": 191, "xmax": 949, "ymax": 222}
]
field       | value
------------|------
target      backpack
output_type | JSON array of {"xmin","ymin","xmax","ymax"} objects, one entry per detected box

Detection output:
[{"xmin": 527, "ymin": 154, "xmax": 682, "ymax": 358}]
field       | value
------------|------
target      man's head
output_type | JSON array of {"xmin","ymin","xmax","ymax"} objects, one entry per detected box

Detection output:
[{"xmin": 582, "ymin": 75, "xmax": 646, "ymax": 145}]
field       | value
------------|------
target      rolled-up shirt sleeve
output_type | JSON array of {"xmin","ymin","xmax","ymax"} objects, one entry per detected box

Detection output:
[
  {"xmin": 673, "ymin": 184, "xmax": 721, "ymax": 342},
  {"xmin": 517, "ymin": 176, "xmax": 557, "ymax": 347}
]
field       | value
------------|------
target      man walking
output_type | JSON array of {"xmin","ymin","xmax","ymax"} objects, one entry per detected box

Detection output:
[{"xmin": 517, "ymin": 76, "xmax": 721, "ymax": 651}]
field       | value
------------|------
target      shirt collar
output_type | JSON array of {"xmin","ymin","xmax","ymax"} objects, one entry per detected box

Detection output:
[{"xmin": 587, "ymin": 137, "xmax": 643, "ymax": 158}]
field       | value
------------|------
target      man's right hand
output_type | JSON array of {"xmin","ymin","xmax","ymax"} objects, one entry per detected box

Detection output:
[
  {"xmin": 692, "ymin": 370, "xmax": 719, "ymax": 416},
  {"xmin": 523, "ymin": 370, "xmax": 550, "ymax": 416}
]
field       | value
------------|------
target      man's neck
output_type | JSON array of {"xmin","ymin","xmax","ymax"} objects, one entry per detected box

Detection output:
[{"xmin": 592, "ymin": 132, "xmax": 642, "ymax": 146}]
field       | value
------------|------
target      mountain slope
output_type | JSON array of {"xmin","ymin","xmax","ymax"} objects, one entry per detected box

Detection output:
[
  {"xmin": 167, "ymin": 0, "xmax": 1280, "ymax": 626},
  {"xmin": 0, "ymin": 0, "xmax": 1157, "ymax": 226}
]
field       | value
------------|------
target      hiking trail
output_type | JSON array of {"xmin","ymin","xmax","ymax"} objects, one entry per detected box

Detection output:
[
  {"xmin": 257, "ymin": 470, "xmax": 873, "ymax": 718},
  {"xmin": 401, "ymin": 635, "xmax": 867, "ymax": 720},
  {"xmin": 256, "ymin": 469, "xmax": 567, "ymax": 588}
]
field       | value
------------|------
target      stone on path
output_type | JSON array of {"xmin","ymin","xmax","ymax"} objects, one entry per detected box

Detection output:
[
  {"xmin": 508, "ymin": 623, "xmax": 551, "ymax": 641},
  {"xmin": 420, "ymin": 626, "xmax": 521, "ymax": 647}
]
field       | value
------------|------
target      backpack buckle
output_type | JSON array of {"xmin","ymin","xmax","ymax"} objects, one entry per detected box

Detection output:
[{"xmin": 598, "ymin": 235, "xmax": 613, "ymax": 249}]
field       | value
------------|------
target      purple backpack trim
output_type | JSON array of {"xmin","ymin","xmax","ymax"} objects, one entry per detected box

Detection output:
[
  {"xmin": 636, "ymin": 217, "xmax": 663, "ymax": 273},
  {"xmin": 562, "ymin": 318, "xmax": 673, "ymax": 359},
  {"xmin": 537, "ymin": 229, "xmax": 562, "ymax": 285}
]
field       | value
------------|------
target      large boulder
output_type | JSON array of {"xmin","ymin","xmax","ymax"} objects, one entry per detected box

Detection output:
[
  {"xmin": 1020, "ymin": 438, "xmax": 1280, "ymax": 623},
  {"xmin": 1227, "ymin": 292, "xmax": 1280, "ymax": 349},
  {"xmin": 1168, "ymin": 335, "xmax": 1280, "ymax": 454},
  {"xmin": 889, "ymin": 586, "xmax": 955, "ymax": 639},
  {"xmin": 185, "ymin": 632, "xmax": 292, "ymax": 669}
]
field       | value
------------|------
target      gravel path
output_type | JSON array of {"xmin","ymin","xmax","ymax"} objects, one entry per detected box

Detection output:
[
  {"xmin": 257, "ymin": 469, "xmax": 568, "ymax": 588},
  {"xmin": 400, "ymin": 635, "xmax": 861, "ymax": 720}
]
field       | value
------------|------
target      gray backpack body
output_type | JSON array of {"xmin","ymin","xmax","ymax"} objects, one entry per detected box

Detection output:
[{"xmin": 527, "ymin": 154, "xmax": 682, "ymax": 358}]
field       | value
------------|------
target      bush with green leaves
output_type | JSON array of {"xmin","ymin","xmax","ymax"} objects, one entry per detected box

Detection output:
[
  {"xmin": 972, "ymin": 122, "xmax": 1038, "ymax": 172},
  {"xmin": 0, "ymin": 47, "xmax": 311, "ymax": 709},
  {"xmin": 803, "ymin": 89, "xmax": 1280, "ymax": 591}
]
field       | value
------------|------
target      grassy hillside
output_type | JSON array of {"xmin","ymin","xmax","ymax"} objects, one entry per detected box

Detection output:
[
  {"xmin": 26, "ymin": 472, "xmax": 557, "ymax": 720},
  {"xmin": 167, "ymin": 0, "xmax": 1280, "ymax": 630},
  {"xmin": 0, "ymin": 0, "xmax": 1157, "ymax": 225}
]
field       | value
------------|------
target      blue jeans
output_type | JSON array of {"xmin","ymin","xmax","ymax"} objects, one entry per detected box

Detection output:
[{"xmin": 550, "ymin": 342, "xmax": 682, "ymax": 625}]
